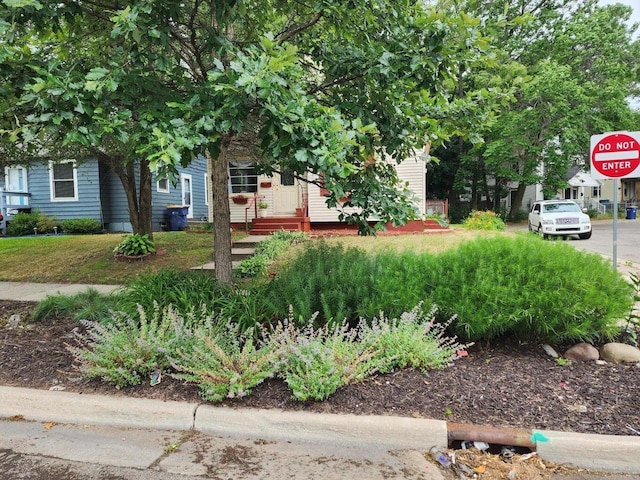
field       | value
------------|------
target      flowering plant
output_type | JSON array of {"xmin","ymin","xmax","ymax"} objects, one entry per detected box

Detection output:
[{"xmin": 231, "ymin": 194, "xmax": 249, "ymax": 204}]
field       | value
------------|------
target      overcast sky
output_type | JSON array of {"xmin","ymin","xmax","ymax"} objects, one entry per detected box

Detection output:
[{"xmin": 599, "ymin": 0, "xmax": 640, "ymax": 36}]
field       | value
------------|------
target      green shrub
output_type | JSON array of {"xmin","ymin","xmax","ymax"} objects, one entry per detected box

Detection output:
[
  {"xmin": 426, "ymin": 235, "xmax": 633, "ymax": 344},
  {"xmin": 235, "ymin": 253, "xmax": 271, "ymax": 278},
  {"xmin": 462, "ymin": 210, "xmax": 506, "ymax": 231},
  {"xmin": 113, "ymin": 233, "xmax": 156, "ymax": 256},
  {"xmin": 264, "ymin": 242, "xmax": 439, "ymax": 328},
  {"xmin": 358, "ymin": 304, "xmax": 465, "ymax": 374},
  {"xmin": 32, "ymin": 288, "xmax": 119, "ymax": 322},
  {"xmin": 70, "ymin": 304, "xmax": 467, "ymax": 401},
  {"xmin": 61, "ymin": 218, "xmax": 103, "ymax": 234},
  {"xmin": 68, "ymin": 306, "xmax": 197, "ymax": 388},
  {"xmin": 267, "ymin": 314, "xmax": 378, "ymax": 401},
  {"xmin": 235, "ymin": 230, "xmax": 307, "ymax": 278},
  {"xmin": 263, "ymin": 242, "xmax": 377, "ymax": 328},
  {"xmin": 117, "ymin": 269, "xmax": 268, "ymax": 330},
  {"xmin": 6, "ymin": 211, "xmax": 59, "ymax": 236},
  {"xmin": 172, "ymin": 320, "xmax": 277, "ymax": 402}
]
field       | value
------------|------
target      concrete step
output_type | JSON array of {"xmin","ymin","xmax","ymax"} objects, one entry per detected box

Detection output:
[
  {"xmin": 232, "ymin": 235, "xmax": 268, "ymax": 249},
  {"xmin": 231, "ymin": 248, "xmax": 256, "ymax": 261},
  {"xmin": 191, "ymin": 260, "xmax": 244, "ymax": 272}
]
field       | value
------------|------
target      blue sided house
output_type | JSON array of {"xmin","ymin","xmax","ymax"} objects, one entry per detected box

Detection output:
[{"xmin": 0, "ymin": 157, "xmax": 209, "ymax": 234}]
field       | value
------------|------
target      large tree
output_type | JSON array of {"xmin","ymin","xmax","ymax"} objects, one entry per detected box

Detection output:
[
  {"xmin": 428, "ymin": 0, "xmax": 640, "ymax": 217},
  {"xmin": 2, "ymin": 1, "xmax": 495, "ymax": 282}
]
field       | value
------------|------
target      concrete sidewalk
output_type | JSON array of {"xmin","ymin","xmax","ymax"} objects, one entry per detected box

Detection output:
[
  {"xmin": 0, "ymin": 386, "xmax": 639, "ymax": 476},
  {"xmin": 0, "ymin": 386, "xmax": 447, "ymax": 480},
  {"xmin": 0, "ymin": 281, "xmax": 122, "ymax": 302}
]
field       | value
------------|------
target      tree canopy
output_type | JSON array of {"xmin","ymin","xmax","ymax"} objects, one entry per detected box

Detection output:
[
  {"xmin": 428, "ymin": 0, "xmax": 640, "ymax": 218},
  {"xmin": 2, "ymin": 0, "xmax": 500, "ymax": 282}
]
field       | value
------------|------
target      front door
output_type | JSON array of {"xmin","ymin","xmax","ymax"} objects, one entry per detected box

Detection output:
[
  {"xmin": 181, "ymin": 174, "xmax": 193, "ymax": 218},
  {"xmin": 4, "ymin": 166, "xmax": 28, "ymax": 207},
  {"xmin": 273, "ymin": 171, "xmax": 300, "ymax": 215}
]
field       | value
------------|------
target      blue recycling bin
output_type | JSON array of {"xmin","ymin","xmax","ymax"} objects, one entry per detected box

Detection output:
[
  {"xmin": 166, "ymin": 206, "xmax": 188, "ymax": 230},
  {"xmin": 626, "ymin": 206, "xmax": 637, "ymax": 220}
]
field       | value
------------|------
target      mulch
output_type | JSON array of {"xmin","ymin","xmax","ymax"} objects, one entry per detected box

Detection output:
[{"xmin": 1, "ymin": 300, "xmax": 639, "ymax": 438}]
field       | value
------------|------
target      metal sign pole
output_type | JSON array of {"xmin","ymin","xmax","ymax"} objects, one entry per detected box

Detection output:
[{"xmin": 613, "ymin": 178, "xmax": 618, "ymax": 271}]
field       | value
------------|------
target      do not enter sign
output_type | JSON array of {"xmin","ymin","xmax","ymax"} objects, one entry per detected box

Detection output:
[{"xmin": 590, "ymin": 131, "xmax": 640, "ymax": 179}]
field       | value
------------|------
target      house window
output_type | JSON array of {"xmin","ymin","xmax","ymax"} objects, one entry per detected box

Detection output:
[
  {"xmin": 592, "ymin": 186, "xmax": 601, "ymax": 197},
  {"xmin": 229, "ymin": 160, "xmax": 257, "ymax": 193},
  {"xmin": 49, "ymin": 161, "xmax": 78, "ymax": 202},
  {"xmin": 157, "ymin": 178, "xmax": 170, "ymax": 193}
]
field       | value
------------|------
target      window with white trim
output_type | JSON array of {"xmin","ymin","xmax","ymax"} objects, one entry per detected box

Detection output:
[
  {"xmin": 49, "ymin": 161, "xmax": 78, "ymax": 202},
  {"xmin": 157, "ymin": 178, "xmax": 170, "ymax": 193}
]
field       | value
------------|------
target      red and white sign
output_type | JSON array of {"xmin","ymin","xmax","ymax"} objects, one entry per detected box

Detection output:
[{"xmin": 590, "ymin": 131, "xmax": 640, "ymax": 179}]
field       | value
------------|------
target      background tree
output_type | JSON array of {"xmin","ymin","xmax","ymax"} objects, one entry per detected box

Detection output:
[
  {"xmin": 2, "ymin": 1, "xmax": 497, "ymax": 282},
  {"xmin": 428, "ymin": 0, "xmax": 640, "ymax": 219}
]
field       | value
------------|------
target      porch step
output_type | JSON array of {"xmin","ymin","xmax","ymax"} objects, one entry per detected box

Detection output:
[
  {"xmin": 191, "ymin": 260, "xmax": 244, "ymax": 272},
  {"xmin": 250, "ymin": 216, "xmax": 311, "ymax": 235}
]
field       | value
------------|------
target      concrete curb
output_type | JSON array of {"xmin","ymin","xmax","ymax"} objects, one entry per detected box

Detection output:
[
  {"xmin": 534, "ymin": 429, "xmax": 640, "ymax": 474},
  {"xmin": 196, "ymin": 404, "xmax": 448, "ymax": 451},
  {"xmin": 1, "ymin": 386, "xmax": 639, "ymax": 474}
]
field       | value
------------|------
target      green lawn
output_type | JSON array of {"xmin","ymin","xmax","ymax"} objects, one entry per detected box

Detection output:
[
  {"xmin": 0, "ymin": 228, "xmax": 502, "ymax": 285},
  {"xmin": 0, "ymin": 232, "xmax": 217, "ymax": 284}
]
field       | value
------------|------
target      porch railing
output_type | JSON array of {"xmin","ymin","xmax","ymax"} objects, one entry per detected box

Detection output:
[
  {"xmin": 244, "ymin": 193, "xmax": 266, "ymax": 233},
  {"xmin": 425, "ymin": 199, "xmax": 449, "ymax": 219},
  {"xmin": 0, "ymin": 187, "xmax": 32, "ymax": 235}
]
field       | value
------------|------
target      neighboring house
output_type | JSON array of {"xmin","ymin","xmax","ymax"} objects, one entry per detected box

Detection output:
[
  {"xmin": 1, "ymin": 157, "xmax": 209, "ymax": 234},
  {"xmin": 561, "ymin": 166, "xmax": 602, "ymax": 207},
  {"xmin": 521, "ymin": 166, "xmax": 603, "ymax": 213},
  {"xmin": 215, "ymin": 150, "xmax": 428, "ymax": 231}
]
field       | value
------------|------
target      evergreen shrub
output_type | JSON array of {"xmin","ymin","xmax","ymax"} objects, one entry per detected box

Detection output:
[
  {"xmin": 6, "ymin": 211, "xmax": 59, "ymax": 236},
  {"xmin": 61, "ymin": 218, "xmax": 103, "ymax": 234},
  {"xmin": 426, "ymin": 235, "xmax": 633, "ymax": 343},
  {"xmin": 262, "ymin": 242, "xmax": 378, "ymax": 328}
]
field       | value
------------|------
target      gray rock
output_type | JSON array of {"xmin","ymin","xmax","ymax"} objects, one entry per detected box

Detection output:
[
  {"xmin": 600, "ymin": 342, "xmax": 640, "ymax": 364},
  {"xmin": 563, "ymin": 342, "xmax": 599, "ymax": 362},
  {"xmin": 542, "ymin": 344, "xmax": 559, "ymax": 358},
  {"xmin": 8, "ymin": 314, "xmax": 21, "ymax": 329}
]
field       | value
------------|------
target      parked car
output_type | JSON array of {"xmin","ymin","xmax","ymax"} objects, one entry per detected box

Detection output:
[{"xmin": 528, "ymin": 200, "xmax": 592, "ymax": 240}]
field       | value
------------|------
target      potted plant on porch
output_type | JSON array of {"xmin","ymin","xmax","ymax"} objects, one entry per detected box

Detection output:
[{"xmin": 257, "ymin": 201, "xmax": 268, "ymax": 217}]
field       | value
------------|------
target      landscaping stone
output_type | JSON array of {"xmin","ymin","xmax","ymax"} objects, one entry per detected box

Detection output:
[
  {"xmin": 599, "ymin": 342, "xmax": 640, "ymax": 364},
  {"xmin": 563, "ymin": 343, "xmax": 599, "ymax": 362}
]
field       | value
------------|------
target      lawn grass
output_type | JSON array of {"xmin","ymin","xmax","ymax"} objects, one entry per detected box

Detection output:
[
  {"xmin": 321, "ymin": 228, "xmax": 501, "ymax": 254},
  {"xmin": 0, "ymin": 232, "xmax": 220, "ymax": 284},
  {"xmin": 0, "ymin": 227, "xmax": 507, "ymax": 285}
]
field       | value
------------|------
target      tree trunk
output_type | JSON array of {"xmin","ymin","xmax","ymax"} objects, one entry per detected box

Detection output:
[
  {"xmin": 111, "ymin": 159, "xmax": 154, "ymax": 238},
  {"xmin": 138, "ymin": 159, "xmax": 153, "ymax": 237},
  {"xmin": 509, "ymin": 183, "xmax": 527, "ymax": 218},
  {"xmin": 209, "ymin": 141, "xmax": 234, "ymax": 284}
]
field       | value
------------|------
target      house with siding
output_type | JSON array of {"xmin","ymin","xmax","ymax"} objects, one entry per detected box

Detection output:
[
  {"xmin": 1, "ymin": 156, "xmax": 209, "ymax": 234},
  {"xmin": 218, "ymin": 149, "xmax": 429, "ymax": 233}
]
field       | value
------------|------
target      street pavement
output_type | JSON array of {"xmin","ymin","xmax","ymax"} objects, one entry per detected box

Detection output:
[{"xmin": 510, "ymin": 217, "xmax": 640, "ymax": 276}]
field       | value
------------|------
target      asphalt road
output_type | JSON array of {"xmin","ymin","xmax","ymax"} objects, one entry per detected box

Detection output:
[{"xmin": 513, "ymin": 217, "xmax": 640, "ymax": 272}]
